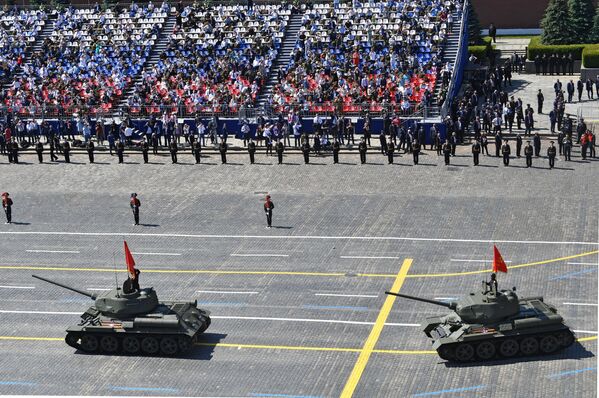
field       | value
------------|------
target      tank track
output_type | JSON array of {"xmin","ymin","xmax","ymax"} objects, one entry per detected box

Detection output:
[
  {"xmin": 436, "ymin": 329, "xmax": 575, "ymax": 362},
  {"xmin": 65, "ymin": 332, "xmax": 196, "ymax": 356}
]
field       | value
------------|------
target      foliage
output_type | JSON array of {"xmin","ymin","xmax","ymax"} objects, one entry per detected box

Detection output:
[
  {"xmin": 528, "ymin": 36, "xmax": 586, "ymax": 60},
  {"xmin": 568, "ymin": 0, "xmax": 596, "ymax": 43},
  {"xmin": 582, "ymin": 46, "xmax": 599, "ymax": 67},
  {"xmin": 541, "ymin": 0, "xmax": 574, "ymax": 45}
]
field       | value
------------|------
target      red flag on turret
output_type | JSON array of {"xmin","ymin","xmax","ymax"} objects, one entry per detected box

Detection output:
[
  {"xmin": 124, "ymin": 241, "xmax": 136, "ymax": 275},
  {"xmin": 492, "ymin": 245, "xmax": 508, "ymax": 273}
]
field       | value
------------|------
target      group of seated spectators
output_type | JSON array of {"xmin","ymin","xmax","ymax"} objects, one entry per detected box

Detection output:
[
  {"xmin": 268, "ymin": 0, "xmax": 459, "ymax": 115},
  {"xmin": 1, "ymin": 2, "xmax": 169, "ymax": 116},
  {"xmin": 0, "ymin": 7, "xmax": 47, "ymax": 80},
  {"xmin": 126, "ymin": 3, "xmax": 291, "ymax": 116}
]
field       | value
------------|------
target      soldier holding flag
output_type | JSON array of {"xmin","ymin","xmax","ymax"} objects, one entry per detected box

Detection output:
[{"xmin": 123, "ymin": 241, "xmax": 140, "ymax": 293}]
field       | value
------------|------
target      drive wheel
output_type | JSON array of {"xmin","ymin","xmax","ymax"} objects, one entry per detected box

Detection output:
[
  {"xmin": 178, "ymin": 336, "xmax": 192, "ymax": 352},
  {"xmin": 100, "ymin": 335, "xmax": 119, "ymax": 353},
  {"xmin": 540, "ymin": 335, "xmax": 559, "ymax": 354},
  {"xmin": 499, "ymin": 339, "xmax": 519, "ymax": 357},
  {"xmin": 122, "ymin": 336, "xmax": 140, "ymax": 354},
  {"xmin": 80, "ymin": 334, "xmax": 98, "ymax": 353},
  {"xmin": 454, "ymin": 343, "xmax": 475, "ymax": 361},
  {"xmin": 476, "ymin": 341, "xmax": 496, "ymax": 360},
  {"xmin": 557, "ymin": 330, "xmax": 574, "ymax": 347},
  {"xmin": 520, "ymin": 337, "xmax": 539, "ymax": 355},
  {"xmin": 141, "ymin": 336, "xmax": 159, "ymax": 354},
  {"xmin": 160, "ymin": 337, "xmax": 179, "ymax": 355}
]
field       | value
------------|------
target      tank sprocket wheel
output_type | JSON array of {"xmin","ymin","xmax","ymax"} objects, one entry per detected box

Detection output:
[
  {"xmin": 454, "ymin": 343, "xmax": 475, "ymax": 361},
  {"xmin": 520, "ymin": 337, "xmax": 539, "ymax": 356},
  {"xmin": 100, "ymin": 335, "xmax": 119, "ymax": 353},
  {"xmin": 141, "ymin": 336, "xmax": 160, "ymax": 354},
  {"xmin": 499, "ymin": 339, "xmax": 519, "ymax": 357},
  {"xmin": 539, "ymin": 335, "xmax": 559, "ymax": 354},
  {"xmin": 160, "ymin": 337, "xmax": 179, "ymax": 356},
  {"xmin": 557, "ymin": 330, "xmax": 574, "ymax": 347},
  {"xmin": 178, "ymin": 336, "xmax": 192, "ymax": 352},
  {"xmin": 122, "ymin": 336, "xmax": 141, "ymax": 354},
  {"xmin": 65, "ymin": 332, "xmax": 80, "ymax": 349},
  {"xmin": 80, "ymin": 334, "xmax": 99, "ymax": 353},
  {"xmin": 475, "ymin": 341, "xmax": 496, "ymax": 360}
]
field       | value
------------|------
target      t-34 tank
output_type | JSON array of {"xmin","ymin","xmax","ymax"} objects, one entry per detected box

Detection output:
[
  {"xmin": 386, "ymin": 276, "xmax": 575, "ymax": 362},
  {"xmin": 33, "ymin": 274, "xmax": 211, "ymax": 356}
]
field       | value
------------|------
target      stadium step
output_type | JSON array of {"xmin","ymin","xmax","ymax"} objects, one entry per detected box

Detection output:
[{"xmin": 432, "ymin": 10, "xmax": 464, "ymax": 111}]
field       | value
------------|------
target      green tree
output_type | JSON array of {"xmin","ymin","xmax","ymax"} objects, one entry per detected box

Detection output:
[
  {"xmin": 569, "ymin": 0, "xmax": 596, "ymax": 43},
  {"xmin": 541, "ymin": 0, "xmax": 574, "ymax": 44},
  {"xmin": 468, "ymin": 1, "xmax": 482, "ymax": 45},
  {"xmin": 590, "ymin": 8, "xmax": 599, "ymax": 43}
]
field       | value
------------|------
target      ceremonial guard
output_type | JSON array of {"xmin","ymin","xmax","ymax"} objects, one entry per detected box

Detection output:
[
  {"xmin": 130, "ymin": 193, "xmax": 141, "ymax": 226},
  {"xmin": 563, "ymin": 136, "xmax": 572, "ymax": 161},
  {"xmin": 524, "ymin": 140, "xmax": 533, "ymax": 167},
  {"xmin": 547, "ymin": 141, "xmax": 557, "ymax": 169},
  {"xmin": 501, "ymin": 140, "xmax": 511, "ymax": 166},
  {"xmin": 442, "ymin": 140, "xmax": 451, "ymax": 165}
]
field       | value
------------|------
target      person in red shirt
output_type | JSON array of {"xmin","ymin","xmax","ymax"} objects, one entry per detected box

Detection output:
[
  {"xmin": 352, "ymin": 50, "xmax": 360, "ymax": 67},
  {"xmin": 2, "ymin": 192, "xmax": 13, "ymax": 224},
  {"xmin": 264, "ymin": 195, "xmax": 274, "ymax": 228},
  {"xmin": 130, "ymin": 193, "xmax": 141, "ymax": 225}
]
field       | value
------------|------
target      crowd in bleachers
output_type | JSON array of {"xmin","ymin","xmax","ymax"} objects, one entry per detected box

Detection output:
[
  {"xmin": 268, "ymin": 0, "xmax": 459, "ymax": 114},
  {"xmin": 0, "ymin": 7, "xmax": 47, "ymax": 80},
  {"xmin": 1, "ymin": 2, "xmax": 168, "ymax": 116},
  {"xmin": 127, "ymin": 3, "xmax": 292, "ymax": 116}
]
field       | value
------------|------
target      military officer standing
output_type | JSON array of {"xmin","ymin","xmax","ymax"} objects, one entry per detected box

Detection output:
[
  {"xmin": 563, "ymin": 136, "xmax": 572, "ymax": 161},
  {"xmin": 86, "ymin": 140, "xmax": 95, "ymax": 163},
  {"xmin": 141, "ymin": 138, "xmax": 149, "ymax": 164},
  {"xmin": 501, "ymin": 140, "xmax": 511, "ymax": 166},
  {"xmin": 472, "ymin": 139, "xmax": 481, "ymax": 165},
  {"xmin": 248, "ymin": 139, "xmax": 256, "ymax": 164},
  {"xmin": 49, "ymin": 137, "xmax": 58, "ymax": 161},
  {"xmin": 379, "ymin": 132, "xmax": 387, "ymax": 155},
  {"xmin": 358, "ymin": 138, "xmax": 367, "ymax": 164},
  {"xmin": 169, "ymin": 140, "xmax": 178, "ymax": 163},
  {"xmin": 35, "ymin": 140, "xmax": 44, "ymax": 163},
  {"xmin": 116, "ymin": 140, "xmax": 125, "ymax": 163},
  {"xmin": 533, "ymin": 133, "xmax": 541, "ymax": 157},
  {"xmin": 547, "ymin": 140, "xmax": 557, "ymax": 168},
  {"xmin": 302, "ymin": 141, "xmax": 311, "ymax": 164},
  {"xmin": 219, "ymin": 140, "xmax": 228, "ymax": 164},
  {"xmin": 130, "ymin": 193, "xmax": 141, "ymax": 226},
  {"xmin": 276, "ymin": 140, "xmax": 284, "ymax": 165},
  {"xmin": 516, "ymin": 134, "xmax": 522, "ymax": 157},
  {"xmin": 332, "ymin": 139, "xmax": 340, "ymax": 164},
  {"xmin": 442, "ymin": 140, "xmax": 451, "ymax": 165},
  {"xmin": 192, "ymin": 139, "xmax": 201, "ymax": 164},
  {"xmin": 387, "ymin": 139, "xmax": 395, "ymax": 164},
  {"xmin": 524, "ymin": 140, "xmax": 533, "ymax": 167},
  {"xmin": 10, "ymin": 139, "xmax": 19, "ymax": 164},
  {"xmin": 557, "ymin": 130, "xmax": 565, "ymax": 155},
  {"xmin": 63, "ymin": 140, "xmax": 71, "ymax": 163},
  {"xmin": 151, "ymin": 133, "xmax": 159, "ymax": 155},
  {"xmin": 412, "ymin": 138, "xmax": 420, "ymax": 164}
]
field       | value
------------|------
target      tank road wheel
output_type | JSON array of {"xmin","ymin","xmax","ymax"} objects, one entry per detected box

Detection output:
[
  {"xmin": 557, "ymin": 331, "xmax": 575, "ymax": 347},
  {"xmin": 520, "ymin": 337, "xmax": 539, "ymax": 356},
  {"xmin": 437, "ymin": 345, "xmax": 453, "ymax": 361},
  {"xmin": 141, "ymin": 337, "xmax": 160, "ymax": 355},
  {"xmin": 65, "ymin": 333, "xmax": 80, "ymax": 349},
  {"xmin": 540, "ymin": 335, "xmax": 559, "ymax": 354},
  {"xmin": 100, "ymin": 335, "xmax": 119, "ymax": 353},
  {"xmin": 499, "ymin": 339, "xmax": 519, "ymax": 357},
  {"xmin": 178, "ymin": 336, "xmax": 192, "ymax": 352},
  {"xmin": 160, "ymin": 337, "xmax": 179, "ymax": 356},
  {"xmin": 80, "ymin": 334, "xmax": 99, "ymax": 353},
  {"xmin": 122, "ymin": 336, "xmax": 141, "ymax": 354},
  {"xmin": 476, "ymin": 341, "xmax": 496, "ymax": 360},
  {"xmin": 454, "ymin": 343, "xmax": 475, "ymax": 362}
]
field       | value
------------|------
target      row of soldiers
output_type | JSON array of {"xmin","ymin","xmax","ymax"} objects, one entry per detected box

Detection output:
[{"xmin": 533, "ymin": 53, "xmax": 575, "ymax": 75}]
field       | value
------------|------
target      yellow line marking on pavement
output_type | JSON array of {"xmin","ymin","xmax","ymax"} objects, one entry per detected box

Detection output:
[
  {"xmin": 340, "ymin": 258, "xmax": 413, "ymax": 398},
  {"xmin": 577, "ymin": 336, "xmax": 598, "ymax": 342},
  {"xmin": 0, "ymin": 336, "xmax": 63, "ymax": 341},
  {"xmin": 0, "ymin": 250, "xmax": 596, "ymax": 279}
]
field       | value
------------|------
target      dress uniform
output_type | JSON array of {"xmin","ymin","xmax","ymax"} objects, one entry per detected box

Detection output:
[
  {"xmin": 151, "ymin": 133, "xmax": 159, "ymax": 155},
  {"xmin": 501, "ymin": 140, "xmax": 511, "ymax": 166},
  {"xmin": 563, "ymin": 137, "xmax": 572, "ymax": 161},
  {"xmin": 49, "ymin": 138, "xmax": 58, "ymax": 161},
  {"xmin": 547, "ymin": 141, "xmax": 557, "ymax": 168},
  {"xmin": 86, "ymin": 141, "xmax": 95, "ymax": 163},
  {"xmin": 169, "ymin": 141, "xmax": 178, "ymax": 163},
  {"xmin": 2, "ymin": 192, "xmax": 12, "ymax": 224},
  {"xmin": 442, "ymin": 141, "xmax": 451, "ymax": 165},
  {"xmin": 332, "ymin": 140, "xmax": 340, "ymax": 164},
  {"xmin": 412, "ymin": 139, "xmax": 420, "ymax": 164},
  {"xmin": 219, "ymin": 141, "xmax": 228, "ymax": 164},
  {"xmin": 248, "ymin": 140, "xmax": 256, "ymax": 164},
  {"xmin": 379, "ymin": 132, "xmax": 387, "ymax": 154},
  {"xmin": 264, "ymin": 195, "xmax": 274, "ymax": 228},
  {"xmin": 533, "ymin": 133, "xmax": 541, "ymax": 157},
  {"xmin": 130, "ymin": 193, "xmax": 141, "ymax": 225},
  {"xmin": 472, "ymin": 140, "xmax": 481, "ymax": 165},
  {"xmin": 302, "ymin": 142, "xmax": 311, "ymax": 164},
  {"xmin": 276, "ymin": 141, "xmax": 284, "ymax": 164},
  {"xmin": 116, "ymin": 141, "xmax": 125, "ymax": 163},
  {"xmin": 141, "ymin": 140, "xmax": 149, "ymax": 163},
  {"xmin": 524, "ymin": 141, "xmax": 533, "ymax": 167},
  {"xmin": 516, "ymin": 134, "xmax": 522, "ymax": 157},
  {"xmin": 358, "ymin": 139, "xmax": 367, "ymax": 164},
  {"xmin": 387, "ymin": 140, "xmax": 395, "ymax": 164},
  {"xmin": 35, "ymin": 140, "xmax": 44, "ymax": 163},
  {"xmin": 63, "ymin": 141, "xmax": 71, "ymax": 163},
  {"xmin": 192, "ymin": 140, "xmax": 201, "ymax": 164}
]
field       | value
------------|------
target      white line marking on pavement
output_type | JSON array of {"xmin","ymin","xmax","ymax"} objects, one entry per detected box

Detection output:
[
  {"xmin": 340, "ymin": 256, "xmax": 400, "ymax": 260},
  {"xmin": 563, "ymin": 302, "xmax": 599, "ymax": 306},
  {"xmin": 0, "ymin": 285, "xmax": 35, "ymax": 289},
  {"xmin": 3, "ymin": 231, "xmax": 596, "ymax": 246},
  {"xmin": 86, "ymin": 288, "xmax": 111, "ymax": 291},
  {"xmin": 573, "ymin": 330, "xmax": 598, "ymax": 334},
  {"xmin": 231, "ymin": 254, "xmax": 289, "ymax": 257},
  {"xmin": 196, "ymin": 290, "xmax": 259, "ymax": 295},
  {"xmin": 131, "ymin": 252, "xmax": 181, "ymax": 256},
  {"xmin": 434, "ymin": 297, "xmax": 457, "ymax": 300},
  {"xmin": 450, "ymin": 259, "xmax": 512, "ymax": 263},
  {"xmin": 567, "ymin": 262, "xmax": 599, "ymax": 265},
  {"xmin": 26, "ymin": 250, "xmax": 80, "ymax": 254},
  {"xmin": 315, "ymin": 293, "xmax": 379, "ymax": 298}
]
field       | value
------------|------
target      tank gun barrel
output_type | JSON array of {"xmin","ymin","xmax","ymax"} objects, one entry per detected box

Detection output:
[
  {"xmin": 32, "ymin": 274, "xmax": 97, "ymax": 299},
  {"xmin": 385, "ymin": 291, "xmax": 456, "ymax": 309}
]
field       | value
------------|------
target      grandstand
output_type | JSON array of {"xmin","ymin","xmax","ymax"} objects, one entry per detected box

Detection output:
[{"xmin": 0, "ymin": 1, "xmax": 468, "ymax": 127}]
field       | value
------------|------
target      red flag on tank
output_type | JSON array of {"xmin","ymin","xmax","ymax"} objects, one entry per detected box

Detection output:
[
  {"xmin": 124, "ymin": 241, "xmax": 136, "ymax": 274},
  {"xmin": 492, "ymin": 245, "xmax": 508, "ymax": 273}
]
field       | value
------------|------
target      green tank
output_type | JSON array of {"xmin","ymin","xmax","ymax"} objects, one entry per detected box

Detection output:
[
  {"xmin": 33, "ymin": 274, "xmax": 211, "ymax": 356},
  {"xmin": 386, "ymin": 278, "xmax": 575, "ymax": 362}
]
